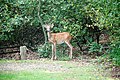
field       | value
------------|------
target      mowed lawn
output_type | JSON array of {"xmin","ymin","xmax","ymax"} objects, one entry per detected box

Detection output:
[{"xmin": 0, "ymin": 60, "xmax": 118, "ymax": 80}]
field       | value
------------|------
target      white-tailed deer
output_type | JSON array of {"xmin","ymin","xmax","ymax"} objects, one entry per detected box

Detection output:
[{"xmin": 43, "ymin": 24, "xmax": 73, "ymax": 60}]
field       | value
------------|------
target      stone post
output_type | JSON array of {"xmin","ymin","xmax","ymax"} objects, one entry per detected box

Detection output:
[{"xmin": 20, "ymin": 46, "xmax": 27, "ymax": 60}]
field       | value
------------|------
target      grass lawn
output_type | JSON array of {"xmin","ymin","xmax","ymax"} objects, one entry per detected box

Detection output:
[{"xmin": 0, "ymin": 60, "xmax": 118, "ymax": 80}]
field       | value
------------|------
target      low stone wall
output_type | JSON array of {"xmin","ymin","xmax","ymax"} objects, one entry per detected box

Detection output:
[{"xmin": 0, "ymin": 50, "xmax": 39, "ymax": 60}]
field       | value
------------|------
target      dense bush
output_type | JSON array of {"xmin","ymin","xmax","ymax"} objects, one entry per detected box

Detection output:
[
  {"xmin": 108, "ymin": 40, "xmax": 120, "ymax": 66},
  {"xmin": 109, "ymin": 47, "xmax": 120, "ymax": 66},
  {"xmin": 88, "ymin": 42, "xmax": 103, "ymax": 55},
  {"xmin": 1, "ymin": 0, "xmax": 119, "ymax": 43}
]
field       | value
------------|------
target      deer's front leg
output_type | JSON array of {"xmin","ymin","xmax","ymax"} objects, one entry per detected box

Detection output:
[
  {"xmin": 51, "ymin": 44, "xmax": 54, "ymax": 60},
  {"xmin": 51, "ymin": 43, "xmax": 57, "ymax": 60},
  {"xmin": 54, "ymin": 43, "xmax": 57, "ymax": 60}
]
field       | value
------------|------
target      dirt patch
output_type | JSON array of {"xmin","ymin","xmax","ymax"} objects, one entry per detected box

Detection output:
[
  {"xmin": 112, "ymin": 67, "xmax": 120, "ymax": 79},
  {"xmin": 0, "ymin": 59, "xmax": 91, "ymax": 72},
  {"xmin": 0, "ymin": 61, "xmax": 68, "ymax": 72}
]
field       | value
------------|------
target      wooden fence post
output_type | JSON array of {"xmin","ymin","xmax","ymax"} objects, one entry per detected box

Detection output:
[{"xmin": 20, "ymin": 46, "xmax": 27, "ymax": 60}]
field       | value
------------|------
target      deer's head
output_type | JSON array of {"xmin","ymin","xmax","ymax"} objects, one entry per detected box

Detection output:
[{"xmin": 43, "ymin": 24, "xmax": 54, "ymax": 32}]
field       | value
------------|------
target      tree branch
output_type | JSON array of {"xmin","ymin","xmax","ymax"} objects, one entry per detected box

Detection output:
[{"xmin": 37, "ymin": 0, "xmax": 47, "ymax": 45}]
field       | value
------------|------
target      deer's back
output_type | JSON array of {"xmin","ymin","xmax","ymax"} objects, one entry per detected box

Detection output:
[{"xmin": 50, "ymin": 32, "xmax": 72, "ymax": 44}]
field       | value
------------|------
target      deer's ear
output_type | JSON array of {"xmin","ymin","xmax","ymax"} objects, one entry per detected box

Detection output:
[
  {"xmin": 43, "ymin": 25, "xmax": 47, "ymax": 28},
  {"xmin": 51, "ymin": 24, "xmax": 54, "ymax": 28}
]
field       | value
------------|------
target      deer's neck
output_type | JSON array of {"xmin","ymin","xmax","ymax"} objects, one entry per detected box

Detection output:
[{"xmin": 47, "ymin": 31, "xmax": 51, "ymax": 40}]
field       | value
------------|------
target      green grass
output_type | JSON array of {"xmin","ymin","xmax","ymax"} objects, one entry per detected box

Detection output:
[{"xmin": 0, "ymin": 60, "xmax": 118, "ymax": 80}]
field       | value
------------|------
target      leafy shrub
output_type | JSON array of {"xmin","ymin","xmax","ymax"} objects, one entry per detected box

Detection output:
[
  {"xmin": 109, "ymin": 46, "xmax": 120, "ymax": 66},
  {"xmin": 88, "ymin": 42, "xmax": 103, "ymax": 54},
  {"xmin": 38, "ymin": 43, "xmax": 71, "ymax": 60},
  {"xmin": 37, "ymin": 43, "xmax": 51, "ymax": 58}
]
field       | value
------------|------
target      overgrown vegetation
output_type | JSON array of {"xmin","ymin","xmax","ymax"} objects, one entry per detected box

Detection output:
[
  {"xmin": 109, "ymin": 45, "xmax": 120, "ymax": 66},
  {"xmin": 0, "ymin": 0, "xmax": 119, "ymax": 66}
]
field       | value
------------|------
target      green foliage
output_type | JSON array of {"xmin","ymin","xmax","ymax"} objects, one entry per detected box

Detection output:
[
  {"xmin": 101, "ymin": 42, "xmax": 120, "ymax": 66},
  {"xmin": 56, "ymin": 44, "xmax": 71, "ymax": 61},
  {"xmin": 1, "ymin": 0, "xmax": 119, "ymax": 42},
  {"xmin": 84, "ymin": 0, "xmax": 119, "ymax": 29},
  {"xmin": 58, "ymin": 56, "xmax": 71, "ymax": 61},
  {"xmin": 38, "ymin": 43, "xmax": 71, "ymax": 60},
  {"xmin": 109, "ymin": 45, "xmax": 120, "ymax": 66},
  {"xmin": 0, "ymin": 0, "xmax": 39, "ymax": 41},
  {"xmin": 89, "ymin": 42, "xmax": 103, "ymax": 54},
  {"xmin": 38, "ymin": 43, "xmax": 51, "ymax": 58}
]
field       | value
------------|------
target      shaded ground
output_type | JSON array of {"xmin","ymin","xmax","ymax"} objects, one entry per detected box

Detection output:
[{"xmin": 112, "ymin": 67, "xmax": 120, "ymax": 79}]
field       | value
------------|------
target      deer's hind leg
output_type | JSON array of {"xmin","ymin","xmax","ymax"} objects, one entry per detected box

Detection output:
[
  {"xmin": 54, "ymin": 43, "xmax": 57, "ymax": 60},
  {"xmin": 65, "ymin": 41, "xmax": 73, "ymax": 59}
]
